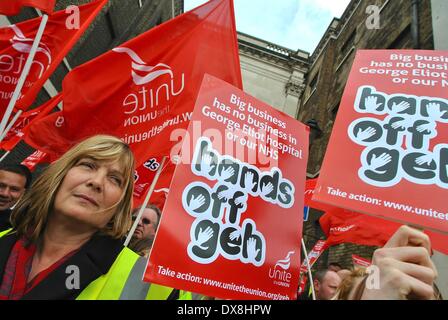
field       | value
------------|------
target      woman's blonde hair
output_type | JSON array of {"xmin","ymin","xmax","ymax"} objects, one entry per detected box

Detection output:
[
  {"xmin": 333, "ymin": 268, "xmax": 367, "ymax": 300},
  {"xmin": 11, "ymin": 135, "xmax": 135, "ymax": 242}
]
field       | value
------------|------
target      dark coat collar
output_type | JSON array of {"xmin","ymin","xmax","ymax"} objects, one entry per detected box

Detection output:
[
  {"xmin": 0, "ymin": 231, "xmax": 124, "ymax": 300},
  {"xmin": 0, "ymin": 209, "xmax": 12, "ymax": 231}
]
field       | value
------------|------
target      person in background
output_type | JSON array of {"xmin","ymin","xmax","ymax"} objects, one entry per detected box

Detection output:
[
  {"xmin": 0, "ymin": 164, "xmax": 32, "ymax": 231},
  {"xmin": 0, "ymin": 135, "xmax": 190, "ymax": 300},
  {"xmin": 128, "ymin": 204, "xmax": 161, "ymax": 257},
  {"xmin": 313, "ymin": 269, "xmax": 342, "ymax": 300}
]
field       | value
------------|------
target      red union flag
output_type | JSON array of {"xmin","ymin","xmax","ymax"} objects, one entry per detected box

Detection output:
[
  {"xmin": 319, "ymin": 207, "xmax": 447, "ymax": 254},
  {"xmin": 21, "ymin": 149, "xmax": 48, "ymax": 171},
  {"xmin": 0, "ymin": 0, "xmax": 56, "ymax": 16},
  {"xmin": 313, "ymin": 50, "xmax": 448, "ymax": 234},
  {"xmin": 300, "ymin": 240, "xmax": 327, "ymax": 274},
  {"xmin": 297, "ymin": 239, "xmax": 327, "ymax": 296},
  {"xmin": 145, "ymin": 74, "xmax": 309, "ymax": 300},
  {"xmin": 319, "ymin": 207, "xmax": 401, "ymax": 248},
  {"xmin": 0, "ymin": 0, "xmax": 107, "ymax": 112},
  {"xmin": 0, "ymin": 93, "xmax": 61, "ymax": 151},
  {"xmin": 133, "ymin": 156, "xmax": 177, "ymax": 210},
  {"xmin": 25, "ymin": 0, "xmax": 242, "ymax": 168}
]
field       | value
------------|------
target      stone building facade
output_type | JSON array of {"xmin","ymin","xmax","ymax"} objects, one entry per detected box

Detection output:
[{"xmin": 237, "ymin": 32, "xmax": 309, "ymax": 118}]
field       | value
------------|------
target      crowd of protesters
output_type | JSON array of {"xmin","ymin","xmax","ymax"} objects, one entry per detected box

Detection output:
[{"xmin": 0, "ymin": 135, "xmax": 444, "ymax": 300}]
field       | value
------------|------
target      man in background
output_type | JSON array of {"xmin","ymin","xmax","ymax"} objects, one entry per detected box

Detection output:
[
  {"xmin": 129, "ymin": 204, "xmax": 161, "ymax": 256},
  {"xmin": 0, "ymin": 164, "xmax": 32, "ymax": 231},
  {"xmin": 313, "ymin": 269, "xmax": 342, "ymax": 300}
]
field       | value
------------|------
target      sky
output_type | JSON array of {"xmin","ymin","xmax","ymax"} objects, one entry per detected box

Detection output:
[{"xmin": 184, "ymin": 0, "xmax": 352, "ymax": 53}]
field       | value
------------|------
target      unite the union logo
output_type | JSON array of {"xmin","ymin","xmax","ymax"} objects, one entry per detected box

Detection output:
[{"xmin": 268, "ymin": 251, "xmax": 295, "ymax": 288}]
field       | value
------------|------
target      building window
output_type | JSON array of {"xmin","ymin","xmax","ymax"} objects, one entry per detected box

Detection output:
[
  {"xmin": 340, "ymin": 30, "xmax": 356, "ymax": 56},
  {"xmin": 388, "ymin": 24, "xmax": 411, "ymax": 49},
  {"xmin": 309, "ymin": 72, "xmax": 319, "ymax": 93}
]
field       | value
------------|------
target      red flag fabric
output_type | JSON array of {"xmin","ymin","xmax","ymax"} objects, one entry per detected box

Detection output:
[
  {"xmin": 0, "ymin": 93, "xmax": 61, "ymax": 151},
  {"xmin": 23, "ymin": 109, "xmax": 64, "ymax": 163},
  {"xmin": 300, "ymin": 240, "xmax": 327, "ymax": 274},
  {"xmin": 320, "ymin": 208, "xmax": 448, "ymax": 254},
  {"xmin": 133, "ymin": 155, "xmax": 176, "ymax": 210},
  {"xmin": 0, "ymin": 0, "xmax": 56, "ymax": 16},
  {"xmin": 0, "ymin": 0, "xmax": 107, "ymax": 112},
  {"xmin": 24, "ymin": 0, "xmax": 242, "ymax": 168},
  {"xmin": 20, "ymin": 149, "xmax": 48, "ymax": 171},
  {"xmin": 319, "ymin": 208, "xmax": 402, "ymax": 248}
]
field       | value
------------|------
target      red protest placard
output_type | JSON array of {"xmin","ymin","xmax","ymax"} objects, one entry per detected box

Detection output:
[
  {"xmin": 144, "ymin": 74, "xmax": 309, "ymax": 300},
  {"xmin": 314, "ymin": 50, "xmax": 448, "ymax": 234},
  {"xmin": 304, "ymin": 178, "xmax": 335, "ymax": 212}
]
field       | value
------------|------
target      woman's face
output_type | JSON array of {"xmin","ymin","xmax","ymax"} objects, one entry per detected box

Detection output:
[{"xmin": 53, "ymin": 157, "xmax": 126, "ymax": 230}]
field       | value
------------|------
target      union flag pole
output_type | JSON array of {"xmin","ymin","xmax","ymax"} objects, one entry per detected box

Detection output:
[
  {"xmin": 0, "ymin": 109, "xmax": 23, "ymax": 141},
  {"xmin": 124, "ymin": 156, "xmax": 168, "ymax": 247},
  {"xmin": 301, "ymin": 239, "xmax": 316, "ymax": 300},
  {"xmin": 0, "ymin": 14, "xmax": 48, "ymax": 140}
]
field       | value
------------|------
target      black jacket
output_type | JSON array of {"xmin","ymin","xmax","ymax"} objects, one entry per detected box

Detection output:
[
  {"xmin": 0, "ymin": 209, "xmax": 12, "ymax": 232},
  {"xmin": 0, "ymin": 231, "xmax": 124, "ymax": 299}
]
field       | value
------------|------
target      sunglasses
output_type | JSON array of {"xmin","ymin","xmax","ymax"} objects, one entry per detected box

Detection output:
[{"xmin": 132, "ymin": 216, "xmax": 151, "ymax": 225}]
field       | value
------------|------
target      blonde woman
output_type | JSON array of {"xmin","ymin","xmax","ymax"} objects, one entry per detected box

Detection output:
[{"xmin": 0, "ymin": 135, "xmax": 190, "ymax": 300}]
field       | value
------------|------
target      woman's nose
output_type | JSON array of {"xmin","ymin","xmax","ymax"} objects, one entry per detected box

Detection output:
[{"xmin": 86, "ymin": 170, "xmax": 106, "ymax": 192}]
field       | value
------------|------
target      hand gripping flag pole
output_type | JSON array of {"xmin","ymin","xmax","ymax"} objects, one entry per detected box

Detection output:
[
  {"xmin": 0, "ymin": 14, "xmax": 48, "ymax": 139},
  {"xmin": 124, "ymin": 156, "xmax": 167, "ymax": 247}
]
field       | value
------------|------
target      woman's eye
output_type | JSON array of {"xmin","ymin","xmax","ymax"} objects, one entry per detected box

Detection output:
[
  {"xmin": 110, "ymin": 176, "xmax": 123, "ymax": 186},
  {"xmin": 79, "ymin": 161, "xmax": 95, "ymax": 169}
]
